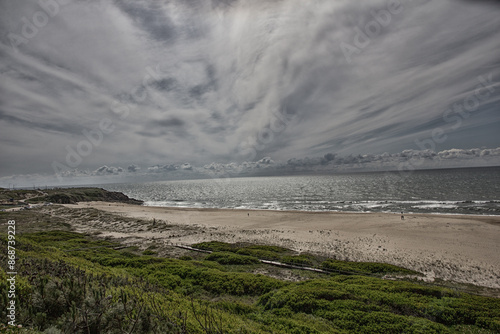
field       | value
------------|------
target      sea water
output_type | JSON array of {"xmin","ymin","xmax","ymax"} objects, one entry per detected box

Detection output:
[{"xmin": 100, "ymin": 166, "xmax": 500, "ymax": 215}]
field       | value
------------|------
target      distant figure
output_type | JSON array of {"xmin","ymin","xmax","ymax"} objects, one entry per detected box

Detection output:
[
  {"xmin": 401, "ymin": 211, "xmax": 404, "ymax": 220},
  {"xmin": 247, "ymin": 213, "xmax": 249, "ymax": 217}
]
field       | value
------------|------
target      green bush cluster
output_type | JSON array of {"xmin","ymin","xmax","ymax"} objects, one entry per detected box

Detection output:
[
  {"xmin": 1, "ymin": 231, "xmax": 499, "ymax": 333},
  {"xmin": 142, "ymin": 250, "xmax": 157, "ymax": 256},
  {"xmin": 140, "ymin": 260, "xmax": 285, "ymax": 296},
  {"xmin": 193, "ymin": 241, "xmax": 418, "ymax": 276},
  {"xmin": 321, "ymin": 259, "xmax": 419, "ymax": 275},
  {"xmin": 281, "ymin": 254, "xmax": 315, "ymax": 266},
  {"xmin": 236, "ymin": 248, "xmax": 283, "ymax": 260},
  {"xmin": 0, "ymin": 257, "xmax": 192, "ymax": 333},
  {"xmin": 0, "ymin": 233, "xmax": 269, "ymax": 333},
  {"xmin": 193, "ymin": 242, "xmax": 291, "ymax": 261},
  {"xmin": 205, "ymin": 252, "xmax": 260, "ymax": 265},
  {"xmin": 192, "ymin": 241, "xmax": 236, "ymax": 252},
  {"xmin": 259, "ymin": 277, "xmax": 500, "ymax": 333}
]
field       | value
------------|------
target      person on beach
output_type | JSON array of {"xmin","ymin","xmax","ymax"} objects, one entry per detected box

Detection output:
[{"xmin": 401, "ymin": 211, "xmax": 404, "ymax": 220}]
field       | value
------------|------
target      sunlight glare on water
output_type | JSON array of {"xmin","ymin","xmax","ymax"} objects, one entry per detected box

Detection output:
[{"xmin": 102, "ymin": 167, "xmax": 500, "ymax": 215}]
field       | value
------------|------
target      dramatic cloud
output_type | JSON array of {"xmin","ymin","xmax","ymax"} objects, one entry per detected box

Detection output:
[
  {"xmin": 1, "ymin": 0, "xmax": 499, "ymax": 182},
  {"xmin": 1, "ymin": 147, "xmax": 499, "ymax": 188},
  {"xmin": 93, "ymin": 165, "xmax": 123, "ymax": 175}
]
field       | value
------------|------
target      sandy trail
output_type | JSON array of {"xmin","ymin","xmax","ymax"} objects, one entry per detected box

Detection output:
[{"xmin": 65, "ymin": 202, "xmax": 500, "ymax": 289}]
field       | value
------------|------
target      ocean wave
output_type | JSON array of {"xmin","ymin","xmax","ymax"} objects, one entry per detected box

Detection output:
[
  {"xmin": 102, "ymin": 171, "xmax": 500, "ymax": 216},
  {"xmin": 142, "ymin": 199, "xmax": 499, "ymax": 216}
]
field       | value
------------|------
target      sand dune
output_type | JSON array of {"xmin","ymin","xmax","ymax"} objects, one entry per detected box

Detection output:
[{"xmin": 66, "ymin": 202, "xmax": 500, "ymax": 289}]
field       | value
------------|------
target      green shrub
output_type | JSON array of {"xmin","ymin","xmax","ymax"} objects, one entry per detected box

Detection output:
[
  {"xmin": 205, "ymin": 252, "xmax": 260, "ymax": 265},
  {"xmin": 3, "ymin": 228, "xmax": 499, "ymax": 334},
  {"xmin": 282, "ymin": 255, "xmax": 314, "ymax": 266},
  {"xmin": 192, "ymin": 241, "xmax": 236, "ymax": 252},
  {"xmin": 142, "ymin": 249, "xmax": 157, "ymax": 256},
  {"xmin": 321, "ymin": 259, "xmax": 418, "ymax": 275},
  {"xmin": 215, "ymin": 300, "xmax": 257, "ymax": 315},
  {"xmin": 236, "ymin": 248, "xmax": 282, "ymax": 260},
  {"xmin": 244, "ymin": 244, "xmax": 289, "ymax": 253},
  {"xmin": 193, "ymin": 241, "xmax": 291, "ymax": 261}
]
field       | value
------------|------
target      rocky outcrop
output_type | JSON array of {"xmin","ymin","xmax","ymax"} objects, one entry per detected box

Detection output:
[{"xmin": 33, "ymin": 188, "xmax": 143, "ymax": 205}]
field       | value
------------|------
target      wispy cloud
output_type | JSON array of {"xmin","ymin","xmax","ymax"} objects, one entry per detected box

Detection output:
[{"xmin": 0, "ymin": 0, "xmax": 499, "ymax": 179}]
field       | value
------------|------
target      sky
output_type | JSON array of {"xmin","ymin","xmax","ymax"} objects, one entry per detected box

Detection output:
[{"xmin": 1, "ymin": 0, "xmax": 499, "ymax": 186}]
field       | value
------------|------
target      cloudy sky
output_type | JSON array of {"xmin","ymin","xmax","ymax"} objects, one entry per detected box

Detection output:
[{"xmin": 1, "ymin": 0, "xmax": 499, "ymax": 185}]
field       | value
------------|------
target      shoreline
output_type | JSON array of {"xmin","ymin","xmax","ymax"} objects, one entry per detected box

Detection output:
[
  {"xmin": 89, "ymin": 202, "xmax": 500, "ymax": 225},
  {"xmin": 139, "ymin": 203, "xmax": 500, "ymax": 217},
  {"xmin": 142, "ymin": 204, "xmax": 500, "ymax": 218},
  {"xmin": 65, "ymin": 202, "xmax": 500, "ymax": 289}
]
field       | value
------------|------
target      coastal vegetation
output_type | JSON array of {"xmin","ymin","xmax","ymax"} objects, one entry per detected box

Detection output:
[
  {"xmin": 193, "ymin": 241, "xmax": 419, "ymax": 276},
  {"xmin": 0, "ymin": 187, "xmax": 142, "ymax": 207},
  {"xmin": 0, "ymin": 189, "xmax": 499, "ymax": 333},
  {"xmin": 1, "ymin": 230, "xmax": 499, "ymax": 333}
]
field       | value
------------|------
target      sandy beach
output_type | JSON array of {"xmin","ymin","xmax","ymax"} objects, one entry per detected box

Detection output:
[{"xmin": 65, "ymin": 202, "xmax": 500, "ymax": 289}]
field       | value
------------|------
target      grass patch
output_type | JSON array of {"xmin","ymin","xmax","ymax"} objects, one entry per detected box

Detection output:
[
  {"xmin": 205, "ymin": 252, "xmax": 260, "ymax": 265},
  {"xmin": 192, "ymin": 241, "xmax": 418, "ymax": 276},
  {"xmin": 0, "ymin": 218, "xmax": 498, "ymax": 333},
  {"xmin": 142, "ymin": 249, "xmax": 157, "ymax": 256},
  {"xmin": 321, "ymin": 259, "xmax": 420, "ymax": 276}
]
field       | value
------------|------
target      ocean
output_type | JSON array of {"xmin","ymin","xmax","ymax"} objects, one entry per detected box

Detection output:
[{"xmin": 100, "ymin": 166, "xmax": 500, "ymax": 216}]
